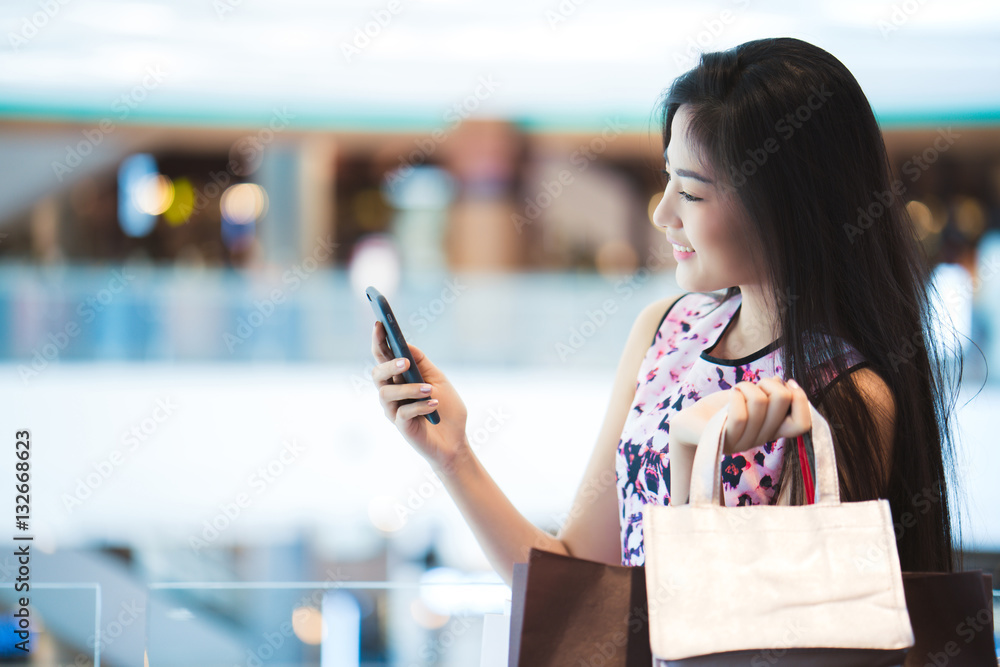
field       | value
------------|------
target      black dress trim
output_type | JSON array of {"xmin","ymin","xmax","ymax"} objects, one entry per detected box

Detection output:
[
  {"xmin": 814, "ymin": 361, "xmax": 873, "ymax": 406},
  {"xmin": 699, "ymin": 302, "xmax": 783, "ymax": 366}
]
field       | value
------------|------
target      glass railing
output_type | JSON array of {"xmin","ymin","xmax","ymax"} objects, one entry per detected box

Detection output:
[
  {"xmin": 0, "ymin": 582, "xmax": 101, "ymax": 665},
  {"xmin": 0, "ymin": 263, "xmax": 683, "ymax": 368},
  {"xmin": 145, "ymin": 581, "xmax": 1000, "ymax": 665},
  {"xmin": 146, "ymin": 579, "xmax": 512, "ymax": 667},
  {"xmin": 1, "ymin": 580, "xmax": 996, "ymax": 664},
  {"xmin": 0, "ymin": 261, "xmax": 993, "ymax": 382}
]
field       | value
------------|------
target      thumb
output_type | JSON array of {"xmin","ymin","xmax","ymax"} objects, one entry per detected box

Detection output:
[
  {"xmin": 408, "ymin": 344, "xmax": 447, "ymax": 386},
  {"xmin": 407, "ymin": 343, "xmax": 437, "ymax": 372},
  {"xmin": 697, "ymin": 389, "xmax": 733, "ymax": 414}
]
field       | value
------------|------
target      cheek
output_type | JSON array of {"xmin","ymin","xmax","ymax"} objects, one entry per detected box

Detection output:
[
  {"xmin": 690, "ymin": 212, "xmax": 751, "ymax": 276},
  {"xmin": 705, "ymin": 205, "xmax": 748, "ymax": 247},
  {"xmin": 713, "ymin": 224, "xmax": 763, "ymax": 280},
  {"xmin": 689, "ymin": 214, "xmax": 729, "ymax": 257}
]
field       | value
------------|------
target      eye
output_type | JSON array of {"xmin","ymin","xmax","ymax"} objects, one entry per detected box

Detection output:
[{"xmin": 660, "ymin": 170, "xmax": 701, "ymax": 202}]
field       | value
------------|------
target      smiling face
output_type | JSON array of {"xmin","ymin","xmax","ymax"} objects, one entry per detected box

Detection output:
[{"xmin": 652, "ymin": 104, "xmax": 763, "ymax": 293}]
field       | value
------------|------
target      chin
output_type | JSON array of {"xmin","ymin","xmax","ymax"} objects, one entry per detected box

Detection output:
[
  {"xmin": 676, "ymin": 266, "xmax": 728, "ymax": 294},
  {"xmin": 675, "ymin": 267, "xmax": 704, "ymax": 292}
]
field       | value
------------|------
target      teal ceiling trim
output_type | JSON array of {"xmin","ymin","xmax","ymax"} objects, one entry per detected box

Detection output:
[{"xmin": 0, "ymin": 101, "xmax": 997, "ymax": 133}]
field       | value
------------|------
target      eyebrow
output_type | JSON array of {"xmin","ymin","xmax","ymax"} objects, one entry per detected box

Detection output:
[{"xmin": 663, "ymin": 147, "xmax": 714, "ymax": 185}]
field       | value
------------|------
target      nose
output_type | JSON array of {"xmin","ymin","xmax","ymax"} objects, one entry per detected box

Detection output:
[{"xmin": 651, "ymin": 189, "xmax": 678, "ymax": 231}]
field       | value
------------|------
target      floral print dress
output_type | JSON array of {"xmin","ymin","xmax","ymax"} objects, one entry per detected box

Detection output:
[{"xmin": 615, "ymin": 291, "xmax": 866, "ymax": 566}]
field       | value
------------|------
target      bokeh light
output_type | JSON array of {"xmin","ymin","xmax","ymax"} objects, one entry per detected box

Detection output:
[
  {"xmin": 221, "ymin": 183, "xmax": 268, "ymax": 225},
  {"xmin": 954, "ymin": 195, "xmax": 986, "ymax": 241},
  {"xmin": 117, "ymin": 153, "xmax": 160, "ymax": 237},
  {"xmin": 134, "ymin": 174, "xmax": 175, "ymax": 216},
  {"xmin": 164, "ymin": 177, "xmax": 195, "ymax": 226},
  {"xmin": 291, "ymin": 606, "xmax": 324, "ymax": 645},
  {"xmin": 410, "ymin": 598, "xmax": 450, "ymax": 630},
  {"xmin": 906, "ymin": 200, "xmax": 935, "ymax": 239},
  {"xmin": 349, "ymin": 234, "xmax": 401, "ymax": 304},
  {"xmin": 367, "ymin": 494, "xmax": 405, "ymax": 533},
  {"xmin": 219, "ymin": 184, "xmax": 265, "ymax": 251}
]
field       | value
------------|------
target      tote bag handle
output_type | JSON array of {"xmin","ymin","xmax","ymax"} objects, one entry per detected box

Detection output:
[{"xmin": 689, "ymin": 401, "xmax": 842, "ymax": 507}]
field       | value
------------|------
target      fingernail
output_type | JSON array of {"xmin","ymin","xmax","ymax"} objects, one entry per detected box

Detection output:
[
  {"xmin": 420, "ymin": 384, "xmax": 432, "ymax": 393},
  {"xmin": 788, "ymin": 378, "xmax": 799, "ymax": 388},
  {"xmin": 396, "ymin": 359, "xmax": 406, "ymax": 368},
  {"xmin": 427, "ymin": 399, "xmax": 439, "ymax": 407}
]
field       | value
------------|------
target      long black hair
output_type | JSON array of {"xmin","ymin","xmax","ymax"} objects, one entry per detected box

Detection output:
[{"xmin": 655, "ymin": 37, "xmax": 966, "ymax": 572}]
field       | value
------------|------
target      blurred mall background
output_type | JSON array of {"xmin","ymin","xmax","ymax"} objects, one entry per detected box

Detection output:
[{"xmin": 1, "ymin": 0, "xmax": 999, "ymax": 664}]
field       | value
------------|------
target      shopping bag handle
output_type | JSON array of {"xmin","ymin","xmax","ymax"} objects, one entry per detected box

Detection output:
[{"xmin": 689, "ymin": 401, "xmax": 841, "ymax": 507}]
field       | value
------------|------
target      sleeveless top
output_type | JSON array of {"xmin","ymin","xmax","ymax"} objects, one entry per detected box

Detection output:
[{"xmin": 614, "ymin": 291, "xmax": 867, "ymax": 566}]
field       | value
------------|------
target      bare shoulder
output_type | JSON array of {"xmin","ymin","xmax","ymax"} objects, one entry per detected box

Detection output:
[
  {"xmin": 822, "ymin": 365, "xmax": 897, "ymax": 473},
  {"xmin": 845, "ymin": 366, "xmax": 896, "ymax": 423},
  {"xmin": 555, "ymin": 291, "xmax": 686, "ymax": 564},
  {"xmin": 629, "ymin": 292, "xmax": 687, "ymax": 353}
]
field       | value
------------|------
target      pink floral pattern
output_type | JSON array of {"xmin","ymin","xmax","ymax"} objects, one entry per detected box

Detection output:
[{"xmin": 615, "ymin": 292, "xmax": 865, "ymax": 566}]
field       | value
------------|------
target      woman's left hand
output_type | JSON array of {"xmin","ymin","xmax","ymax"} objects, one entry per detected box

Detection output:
[
  {"xmin": 670, "ymin": 376, "xmax": 812, "ymax": 455},
  {"xmin": 723, "ymin": 377, "xmax": 812, "ymax": 454},
  {"xmin": 667, "ymin": 376, "xmax": 812, "ymax": 505}
]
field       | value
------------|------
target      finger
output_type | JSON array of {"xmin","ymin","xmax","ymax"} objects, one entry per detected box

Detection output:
[
  {"xmin": 371, "ymin": 320, "xmax": 392, "ymax": 361},
  {"xmin": 406, "ymin": 344, "xmax": 425, "ymax": 376},
  {"xmin": 756, "ymin": 377, "xmax": 793, "ymax": 442},
  {"xmin": 725, "ymin": 387, "xmax": 747, "ymax": 450},
  {"xmin": 697, "ymin": 388, "xmax": 733, "ymax": 413},
  {"xmin": 775, "ymin": 379, "xmax": 812, "ymax": 438},
  {"xmin": 371, "ymin": 356, "xmax": 409, "ymax": 387},
  {"xmin": 396, "ymin": 397, "xmax": 439, "ymax": 423},
  {"xmin": 380, "ymin": 379, "xmax": 432, "ymax": 405},
  {"xmin": 732, "ymin": 381, "xmax": 767, "ymax": 451},
  {"xmin": 407, "ymin": 344, "xmax": 449, "ymax": 389},
  {"xmin": 406, "ymin": 343, "xmax": 437, "ymax": 375},
  {"xmin": 671, "ymin": 389, "xmax": 730, "ymax": 447}
]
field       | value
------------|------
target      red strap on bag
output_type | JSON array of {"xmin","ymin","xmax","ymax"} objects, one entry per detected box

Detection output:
[{"xmin": 796, "ymin": 435, "xmax": 815, "ymax": 505}]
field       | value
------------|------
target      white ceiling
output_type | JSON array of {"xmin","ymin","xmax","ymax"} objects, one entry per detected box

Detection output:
[{"xmin": 0, "ymin": 0, "xmax": 999, "ymax": 131}]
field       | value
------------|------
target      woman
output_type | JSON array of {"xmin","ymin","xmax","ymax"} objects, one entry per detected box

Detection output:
[{"xmin": 371, "ymin": 37, "xmax": 960, "ymax": 585}]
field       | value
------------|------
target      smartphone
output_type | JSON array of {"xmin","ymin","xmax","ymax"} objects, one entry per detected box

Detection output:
[{"xmin": 366, "ymin": 286, "xmax": 441, "ymax": 425}]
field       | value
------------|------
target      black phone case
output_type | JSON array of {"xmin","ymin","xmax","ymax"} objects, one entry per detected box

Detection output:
[{"xmin": 366, "ymin": 286, "xmax": 441, "ymax": 425}]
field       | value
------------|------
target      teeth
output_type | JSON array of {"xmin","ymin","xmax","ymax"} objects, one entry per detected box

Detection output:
[{"xmin": 672, "ymin": 243, "xmax": 694, "ymax": 253}]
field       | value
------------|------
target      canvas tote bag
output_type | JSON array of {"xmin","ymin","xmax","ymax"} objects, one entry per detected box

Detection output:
[{"xmin": 642, "ymin": 401, "xmax": 915, "ymax": 665}]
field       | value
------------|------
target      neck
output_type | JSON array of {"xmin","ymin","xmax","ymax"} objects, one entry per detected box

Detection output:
[{"xmin": 730, "ymin": 286, "xmax": 782, "ymax": 352}]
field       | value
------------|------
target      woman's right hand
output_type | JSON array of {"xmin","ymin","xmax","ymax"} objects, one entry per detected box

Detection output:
[{"xmin": 371, "ymin": 320, "xmax": 471, "ymax": 473}]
